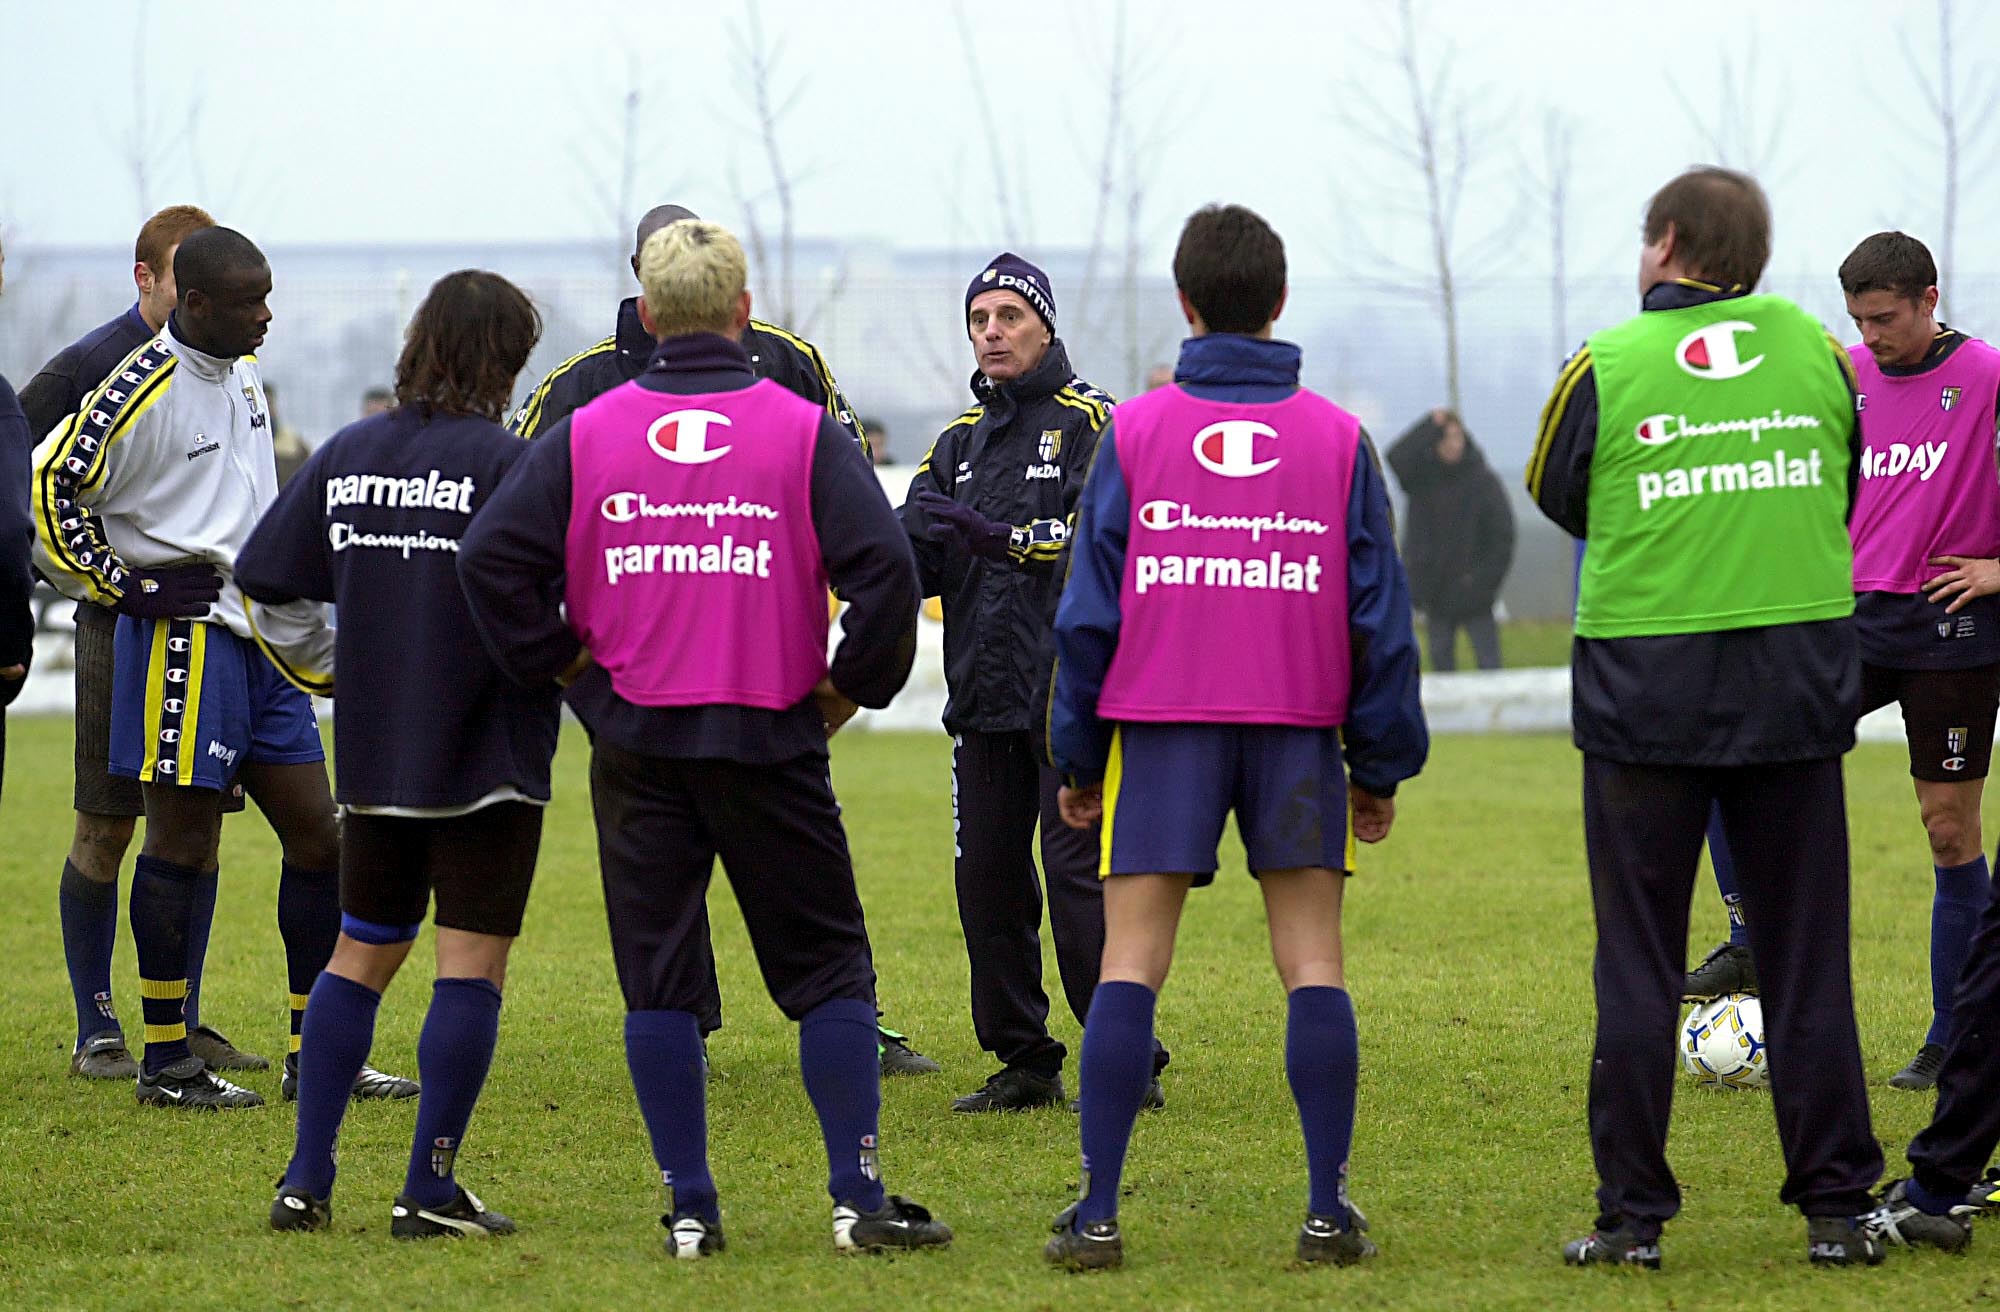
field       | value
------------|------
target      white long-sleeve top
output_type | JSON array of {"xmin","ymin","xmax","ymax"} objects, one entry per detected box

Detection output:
[{"xmin": 31, "ymin": 318, "xmax": 331, "ymax": 679}]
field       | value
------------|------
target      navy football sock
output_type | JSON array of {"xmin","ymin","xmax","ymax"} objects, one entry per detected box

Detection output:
[
  {"xmin": 403, "ymin": 977, "xmax": 503, "ymax": 1209},
  {"xmin": 1705, "ymin": 807, "xmax": 1749, "ymax": 948},
  {"xmin": 59, "ymin": 860, "xmax": 122, "ymax": 1046},
  {"xmin": 625, "ymin": 1010, "xmax": 717, "ymax": 1223},
  {"xmin": 182, "ymin": 866, "xmax": 218, "ymax": 1032},
  {"xmin": 1287, "ymin": 985, "xmax": 1359, "ymax": 1224},
  {"xmin": 286, "ymin": 971, "xmax": 380, "ymax": 1200},
  {"xmin": 1075, "ymin": 980, "xmax": 1158, "ymax": 1226},
  {"xmin": 1929, "ymin": 856, "xmax": 1990, "ymax": 1044},
  {"xmin": 798, "ymin": 996, "xmax": 886, "ymax": 1211},
  {"xmin": 277, "ymin": 862, "xmax": 340, "ymax": 1059},
  {"xmin": 130, "ymin": 854, "xmax": 201, "ymax": 1073},
  {"xmin": 1905, "ymin": 1175, "xmax": 1966, "ymax": 1216}
]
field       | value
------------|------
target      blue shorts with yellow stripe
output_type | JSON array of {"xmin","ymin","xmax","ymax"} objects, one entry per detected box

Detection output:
[
  {"xmin": 110, "ymin": 617, "xmax": 323, "ymax": 790},
  {"xmin": 1100, "ymin": 722, "xmax": 1356, "ymax": 885}
]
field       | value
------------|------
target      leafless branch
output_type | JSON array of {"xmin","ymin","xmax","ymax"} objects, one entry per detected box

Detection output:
[{"xmin": 951, "ymin": 1, "xmax": 1023, "ymax": 248}]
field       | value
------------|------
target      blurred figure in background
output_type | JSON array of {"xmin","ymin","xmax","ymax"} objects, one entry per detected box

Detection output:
[
  {"xmin": 1387, "ymin": 407, "xmax": 1515, "ymax": 671},
  {"xmin": 360, "ymin": 385, "xmax": 394, "ymax": 418}
]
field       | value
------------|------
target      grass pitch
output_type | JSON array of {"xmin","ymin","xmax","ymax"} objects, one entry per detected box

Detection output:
[{"xmin": 0, "ymin": 718, "xmax": 1990, "ymax": 1309}]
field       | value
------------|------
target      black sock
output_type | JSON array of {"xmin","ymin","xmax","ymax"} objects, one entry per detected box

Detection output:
[
  {"xmin": 130, "ymin": 855, "xmax": 203, "ymax": 1073},
  {"xmin": 276, "ymin": 862, "xmax": 341, "ymax": 1059},
  {"xmin": 59, "ymin": 860, "xmax": 122, "ymax": 1047}
]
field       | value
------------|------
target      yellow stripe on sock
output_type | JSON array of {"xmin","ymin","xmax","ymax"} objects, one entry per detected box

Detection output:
[
  {"xmin": 139, "ymin": 977, "xmax": 189, "ymax": 1000},
  {"xmin": 289, "ymin": 992, "xmax": 311, "ymax": 1011},
  {"xmin": 144, "ymin": 1022, "xmax": 188, "ymax": 1044},
  {"xmin": 289, "ymin": 1034, "xmax": 304, "ymax": 1054}
]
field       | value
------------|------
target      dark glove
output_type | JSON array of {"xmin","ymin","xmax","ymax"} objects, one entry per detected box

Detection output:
[
  {"xmin": 915, "ymin": 489, "xmax": 1015, "ymax": 563},
  {"xmin": 113, "ymin": 564, "xmax": 224, "ymax": 620}
]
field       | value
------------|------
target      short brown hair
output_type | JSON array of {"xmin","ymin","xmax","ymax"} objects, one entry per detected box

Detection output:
[
  {"xmin": 394, "ymin": 270, "xmax": 542, "ymax": 422},
  {"xmin": 1838, "ymin": 231, "xmax": 1937, "ymax": 302},
  {"xmin": 1643, "ymin": 168, "xmax": 1770, "ymax": 289},
  {"xmin": 134, "ymin": 204, "xmax": 214, "ymax": 273},
  {"xmin": 1172, "ymin": 204, "xmax": 1286, "ymax": 335}
]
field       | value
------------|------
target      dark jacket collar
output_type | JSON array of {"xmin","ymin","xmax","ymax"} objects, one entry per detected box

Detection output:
[
  {"xmin": 1642, "ymin": 277, "xmax": 1748, "ymax": 312},
  {"xmin": 1880, "ymin": 327, "xmax": 1969, "ymax": 378},
  {"xmin": 970, "ymin": 337, "xmax": 1075, "ymax": 407},
  {"xmin": 615, "ymin": 297, "xmax": 653, "ymax": 378},
  {"xmin": 123, "ymin": 302, "xmax": 153, "ymax": 337},
  {"xmin": 642, "ymin": 332, "xmax": 757, "ymax": 381},
  {"xmin": 1174, "ymin": 334, "xmax": 1301, "ymax": 388}
]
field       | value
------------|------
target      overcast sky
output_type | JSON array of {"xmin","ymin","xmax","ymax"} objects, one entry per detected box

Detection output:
[{"xmin": 1, "ymin": 0, "xmax": 1994, "ymax": 292}]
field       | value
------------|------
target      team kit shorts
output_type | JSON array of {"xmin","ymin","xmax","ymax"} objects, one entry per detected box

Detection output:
[
  {"xmin": 1098, "ymin": 722, "xmax": 1357, "ymax": 884},
  {"xmin": 1860, "ymin": 661, "xmax": 2000, "ymax": 783},
  {"xmin": 108, "ymin": 616, "xmax": 324, "ymax": 792},
  {"xmin": 340, "ymin": 802, "xmax": 545, "ymax": 940}
]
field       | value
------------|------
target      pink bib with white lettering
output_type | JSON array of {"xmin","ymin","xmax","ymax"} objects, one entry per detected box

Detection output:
[
  {"xmin": 1097, "ymin": 385, "xmax": 1359, "ymax": 726},
  {"xmin": 1849, "ymin": 337, "xmax": 2000, "ymax": 593},
  {"xmin": 564, "ymin": 378, "xmax": 829, "ymax": 709}
]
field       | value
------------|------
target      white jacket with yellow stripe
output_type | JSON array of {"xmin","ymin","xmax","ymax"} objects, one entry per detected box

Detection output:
[{"xmin": 30, "ymin": 320, "xmax": 332, "ymax": 688}]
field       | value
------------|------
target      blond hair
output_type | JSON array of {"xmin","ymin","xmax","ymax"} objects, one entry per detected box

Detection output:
[{"xmin": 638, "ymin": 220, "xmax": 748, "ymax": 337}]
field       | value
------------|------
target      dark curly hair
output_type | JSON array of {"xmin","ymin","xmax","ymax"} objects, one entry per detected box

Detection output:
[{"xmin": 394, "ymin": 270, "xmax": 541, "ymax": 421}]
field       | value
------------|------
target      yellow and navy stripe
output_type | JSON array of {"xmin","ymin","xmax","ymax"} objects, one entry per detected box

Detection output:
[
  {"xmin": 914, "ymin": 406, "xmax": 985, "ymax": 480},
  {"xmin": 511, "ymin": 336, "xmax": 614, "ymax": 439},
  {"xmin": 1053, "ymin": 383, "xmax": 1112, "ymax": 430},
  {"xmin": 139, "ymin": 618, "xmax": 207, "ymax": 785},
  {"xmin": 242, "ymin": 600, "xmax": 334, "ymax": 698},
  {"xmin": 1097, "ymin": 728, "xmax": 1125, "ymax": 878},
  {"xmin": 33, "ymin": 339, "xmax": 176, "ymax": 602},
  {"xmin": 751, "ymin": 319, "xmax": 871, "ymax": 457},
  {"xmin": 1526, "ymin": 345, "xmax": 1591, "ymax": 500},
  {"xmin": 140, "ymin": 975, "xmax": 190, "ymax": 1047}
]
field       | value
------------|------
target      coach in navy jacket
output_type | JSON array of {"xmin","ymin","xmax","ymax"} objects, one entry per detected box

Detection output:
[{"xmin": 1049, "ymin": 333, "xmax": 1427, "ymax": 793}]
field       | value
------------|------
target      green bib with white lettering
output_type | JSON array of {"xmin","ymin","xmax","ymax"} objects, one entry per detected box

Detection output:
[{"xmin": 1578, "ymin": 294, "xmax": 1855, "ymax": 638}]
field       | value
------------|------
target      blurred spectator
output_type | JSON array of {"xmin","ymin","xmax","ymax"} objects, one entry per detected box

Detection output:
[
  {"xmin": 1144, "ymin": 362, "xmax": 1174, "ymax": 391},
  {"xmin": 860, "ymin": 415, "xmax": 894, "ymax": 465},
  {"xmin": 360, "ymin": 385, "xmax": 394, "ymax": 418},
  {"xmin": 1386, "ymin": 407, "xmax": 1515, "ymax": 671},
  {"xmin": 263, "ymin": 382, "xmax": 310, "ymax": 487}
]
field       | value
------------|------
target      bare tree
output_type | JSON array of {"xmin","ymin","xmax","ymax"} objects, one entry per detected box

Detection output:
[
  {"xmin": 564, "ymin": 45, "xmax": 681, "ymax": 276},
  {"xmin": 1898, "ymin": 0, "xmax": 2000, "ymax": 317},
  {"xmin": 1665, "ymin": 33, "xmax": 1788, "ymax": 179},
  {"xmin": 729, "ymin": 0, "xmax": 807, "ymax": 326},
  {"xmin": 951, "ymin": 1, "xmax": 1025, "ymax": 249},
  {"xmin": 1329, "ymin": 0, "xmax": 1513, "ymax": 417},
  {"xmin": 1520, "ymin": 109, "xmax": 1577, "ymax": 366}
]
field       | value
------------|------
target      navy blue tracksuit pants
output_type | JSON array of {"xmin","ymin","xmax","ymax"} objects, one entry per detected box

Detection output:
[
  {"xmin": 1583, "ymin": 755, "xmax": 1881, "ymax": 1235},
  {"xmin": 1909, "ymin": 868, "xmax": 2000, "ymax": 1195},
  {"xmin": 952, "ymin": 729, "xmax": 1103, "ymax": 1076}
]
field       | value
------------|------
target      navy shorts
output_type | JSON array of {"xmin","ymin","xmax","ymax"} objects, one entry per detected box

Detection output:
[
  {"xmin": 110, "ymin": 617, "xmax": 324, "ymax": 790},
  {"xmin": 1099, "ymin": 722, "xmax": 1355, "ymax": 885}
]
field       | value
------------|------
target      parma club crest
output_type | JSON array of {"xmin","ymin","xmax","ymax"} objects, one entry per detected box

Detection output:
[
  {"xmin": 1942, "ymin": 386, "xmax": 1962, "ymax": 411},
  {"xmin": 1039, "ymin": 429, "xmax": 1062, "ymax": 462}
]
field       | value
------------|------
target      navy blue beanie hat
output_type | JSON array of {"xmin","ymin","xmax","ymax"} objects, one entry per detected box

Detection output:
[{"xmin": 966, "ymin": 252, "xmax": 1056, "ymax": 334}]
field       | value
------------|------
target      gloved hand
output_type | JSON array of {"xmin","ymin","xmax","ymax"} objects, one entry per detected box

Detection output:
[
  {"xmin": 915, "ymin": 489, "xmax": 1015, "ymax": 563},
  {"xmin": 113, "ymin": 564, "xmax": 224, "ymax": 620}
]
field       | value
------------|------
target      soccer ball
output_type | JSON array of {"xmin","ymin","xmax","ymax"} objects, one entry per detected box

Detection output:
[{"xmin": 1681, "ymin": 994, "xmax": 1769, "ymax": 1090}]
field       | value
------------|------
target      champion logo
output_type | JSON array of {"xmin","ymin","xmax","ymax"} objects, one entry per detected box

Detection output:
[
  {"xmin": 1192, "ymin": 420, "xmax": 1281, "ymax": 478},
  {"xmin": 167, "ymin": 637, "xmax": 191, "ymax": 653},
  {"xmin": 1675, "ymin": 321, "xmax": 1764, "ymax": 380},
  {"xmin": 165, "ymin": 668, "xmax": 188, "ymax": 684},
  {"xmin": 646, "ymin": 409, "xmax": 733, "ymax": 465}
]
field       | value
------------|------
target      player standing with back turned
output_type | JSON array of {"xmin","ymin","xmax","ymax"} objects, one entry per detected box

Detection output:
[
  {"xmin": 1045, "ymin": 203, "xmax": 1426, "ymax": 1271},
  {"xmin": 1528, "ymin": 167, "xmax": 1886, "ymax": 1269}
]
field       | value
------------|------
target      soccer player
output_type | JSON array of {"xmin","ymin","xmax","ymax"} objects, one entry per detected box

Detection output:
[
  {"xmin": 18, "ymin": 205, "xmax": 271, "ymax": 1079},
  {"xmin": 902, "ymin": 252, "xmax": 1165, "ymax": 1113},
  {"xmin": 240, "ymin": 270, "xmax": 557, "ymax": 1237},
  {"xmin": 0, "ymin": 235, "xmax": 31, "ymax": 800},
  {"xmin": 511, "ymin": 203, "xmax": 935, "ymax": 1077},
  {"xmin": 1044, "ymin": 203, "xmax": 1425, "ymax": 1271},
  {"xmin": 1528, "ymin": 167, "xmax": 1886, "ymax": 1268},
  {"xmin": 459, "ymin": 219, "xmax": 948, "ymax": 1258},
  {"xmin": 1681, "ymin": 234, "xmax": 2000, "ymax": 1086},
  {"xmin": 32, "ymin": 226, "xmax": 412, "ymax": 1109}
]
